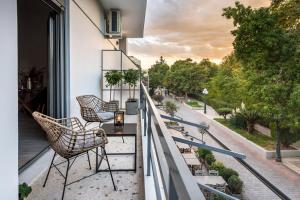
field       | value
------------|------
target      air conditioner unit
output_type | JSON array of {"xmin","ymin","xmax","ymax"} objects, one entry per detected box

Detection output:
[{"xmin": 105, "ymin": 9, "xmax": 122, "ymax": 39}]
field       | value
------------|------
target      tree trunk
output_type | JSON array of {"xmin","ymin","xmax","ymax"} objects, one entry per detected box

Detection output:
[
  {"xmin": 246, "ymin": 121, "xmax": 254, "ymax": 134},
  {"xmin": 133, "ymin": 85, "xmax": 136, "ymax": 99},
  {"xmin": 109, "ymin": 85, "xmax": 112, "ymax": 101},
  {"xmin": 113, "ymin": 86, "xmax": 115, "ymax": 101},
  {"xmin": 129, "ymin": 85, "xmax": 131, "ymax": 100},
  {"xmin": 275, "ymin": 120, "xmax": 282, "ymax": 162}
]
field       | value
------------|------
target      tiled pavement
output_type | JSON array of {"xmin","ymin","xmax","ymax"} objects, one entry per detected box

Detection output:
[
  {"xmin": 174, "ymin": 100, "xmax": 300, "ymax": 200},
  {"xmin": 27, "ymin": 123, "xmax": 144, "ymax": 200}
]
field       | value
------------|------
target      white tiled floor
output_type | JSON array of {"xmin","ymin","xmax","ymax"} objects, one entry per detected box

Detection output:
[{"xmin": 27, "ymin": 117, "xmax": 144, "ymax": 200}]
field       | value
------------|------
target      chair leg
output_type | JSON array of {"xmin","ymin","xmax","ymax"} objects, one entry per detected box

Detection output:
[
  {"xmin": 122, "ymin": 136, "xmax": 125, "ymax": 143},
  {"xmin": 61, "ymin": 159, "xmax": 70, "ymax": 200},
  {"xmin": 43, "ymin": 152, "xmax": 56, "ymax": 187},
  {"xmin": 86, "ymin": 151, "xmax": 92, "ymax": 170},
  {"xmin": 103, "ymin": 147, "xmax": 117, "ymax": 191}
]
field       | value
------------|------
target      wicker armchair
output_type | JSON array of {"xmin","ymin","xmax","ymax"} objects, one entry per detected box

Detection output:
[
  {"xmin": 32, "ymin": 112, "xmax": 116, "ymax": 200},
  {"xmin": 76, "ymin": 95, "xmax": 118, "ymax": 127}
]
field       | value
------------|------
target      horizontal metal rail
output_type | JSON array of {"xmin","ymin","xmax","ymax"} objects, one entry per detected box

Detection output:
[
  {"xmin": 197, "ymin": 183, "xmax": 239, "ymax": 200},
  {"xmin": 172, "ymin": 137, "xmax": 246, "ymax": 159},
  {"xmin": 161, "ymin": 114, "xmax": 208, "ymax": 129}
]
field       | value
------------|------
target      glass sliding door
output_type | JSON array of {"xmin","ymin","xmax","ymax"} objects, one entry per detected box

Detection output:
[{"xmin": 18, "ymin": 0, "xmax": 66, "ymax": 171}]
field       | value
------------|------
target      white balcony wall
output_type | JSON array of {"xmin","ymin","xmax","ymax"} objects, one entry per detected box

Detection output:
[
  {"xmin": 102, "ymin": 51, "xmax": 140, "ymax": 109},
  {"xmin": 0, "ymin": 0, "xmax": 18, "ymax": 199},
  {"xmin": 69, "ymin": 0, "xmax": 118, "ymax": 120}
]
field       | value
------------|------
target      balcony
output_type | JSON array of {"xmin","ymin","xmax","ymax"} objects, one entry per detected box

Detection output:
[{"xmin": 25, "ymin": 50, "xmax": 244, "ymax": 200}]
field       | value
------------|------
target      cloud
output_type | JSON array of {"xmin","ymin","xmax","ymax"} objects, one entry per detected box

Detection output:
[{"xmin": 128, "ymin": 0, "xmax": 270, "ymax": 68}]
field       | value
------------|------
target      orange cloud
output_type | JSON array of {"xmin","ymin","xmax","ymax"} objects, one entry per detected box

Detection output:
[{"xmin": 128, "ymin": 0, "xmax": 270, "ymax": 68}]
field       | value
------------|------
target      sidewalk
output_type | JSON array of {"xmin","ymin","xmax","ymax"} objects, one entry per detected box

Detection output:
[{"xmin": 174, "ymin": 100, "xmax": 300, "ymax": 200}]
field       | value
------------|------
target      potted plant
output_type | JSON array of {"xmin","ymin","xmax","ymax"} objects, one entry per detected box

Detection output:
[
  {"xmin": 19, "ymin": 183, "xmax": 32, "ymax": 200},
  {"xmin": 105, "ymin": 70, "xmax": 123, "ymax": 108},
  {"xmin": 123, "ymin": 69, "xmax": 140, "ymax": 115}
]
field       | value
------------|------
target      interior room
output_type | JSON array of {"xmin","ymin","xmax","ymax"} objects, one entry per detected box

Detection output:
[{"xmin": 18, "ymin": 0, "xmax": 55, "ymax": 169}]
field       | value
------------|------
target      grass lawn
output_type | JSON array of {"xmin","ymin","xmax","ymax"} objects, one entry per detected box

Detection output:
[
  {"xmin": 186, "ymin": 100, "xmax": 202, "ymax": 108},
  {"xmin": 215, "ymin": 118, "xmax": 275, "ymax": 150}
]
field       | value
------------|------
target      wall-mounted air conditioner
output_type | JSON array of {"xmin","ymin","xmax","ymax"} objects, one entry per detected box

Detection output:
[{"xmin": 105, "ymin": 9, "xmax": 122, "ymax": 39}]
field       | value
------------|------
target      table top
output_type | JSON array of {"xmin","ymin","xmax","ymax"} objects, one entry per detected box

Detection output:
[
  {"xmin": 193, "ymin": 176, "xmax": 227, "ymax": 186},
  {"xmin": 102, "ymin": 123, "xmax": 137, "ymax": 136}
]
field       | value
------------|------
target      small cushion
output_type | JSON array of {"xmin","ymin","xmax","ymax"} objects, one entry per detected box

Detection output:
[
  {"xmin": 96, "ymin": 111, "xmax": 114, "ymax": 121},
  {"xmin": 73, "ymin": 136, "xmax": 102, "ymax": 149}
]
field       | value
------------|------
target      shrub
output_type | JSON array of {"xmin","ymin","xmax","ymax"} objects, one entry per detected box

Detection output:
[
  {"xmin": 210, "ymin": 161, "xmax": 225, "ymax": 171},
  {"xmin": 228, "ymin": 175, "xmax": 243, "ymax": 194},
  {"xmin": 219, "ymin": 167, "xmax": 239, "ymax": 182},
  {"xmin": 197, "ymin": 148, "xmax": 212, "ymax": 159},
  {"xmin": 164, "ymin": 101, "xmax": 178, "ymax": 117},
  {"xmin": 229, "ymin": 113, "xmax": 247, "ymax": 129},
  {"xmin": 205, "ymin": 153, "xmax": 216, "ymax": 166},
  {"xmin": 19, "ymin": 183, "xmax": 32, "ymax": 200},
  {"xmin": 217, "ymin": 107, "xmax": 232, "ymax": 119},
  {"xmin": 152, "ymin": 94, "xmax": 164, "ymax": 105}
]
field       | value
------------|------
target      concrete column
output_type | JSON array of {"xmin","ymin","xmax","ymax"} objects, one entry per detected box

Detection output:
[
  {"xmin": 0, "ymin": 0, "xmax": 18, "ymax": 199},
  {"xmin": 119, "ymin": 38, "xmax": 127, "ymax": 54}
]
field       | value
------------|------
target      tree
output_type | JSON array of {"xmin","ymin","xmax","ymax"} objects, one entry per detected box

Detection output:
[
  {"xmin": 148, "ymin": 56, "xmax": 169, "ymax": 90},
  {"xmin": 271, "ymin": 0, "xmax": 300, "ymax": 31},
  {"xmin": 207, "ymin": 54, "xmax": 246, "ymax": 109},
  {"xmin": 123, "ymin": 69, "xmax": 139, "ymax": 100},
  {"xmin": 105, "ymin": 70, "xmax": 123, "ymax": 101},
  {"xmin": 217, "ymin": 108, "xmax": 232, "ymax": 119},
  {"xmin": 223, "ymin": 2, "xmax": 300, "ymax": 161},
  {"xmin": 164, "ymin": 101, "xmax": 178, "ymax": 117},
  {"xmin": 164, "ymin": 58, "xmax": 216, "ymax": 98},
  {"xmin": 152, "ymin": 94, "xmax": 164, "ymax": 106}
]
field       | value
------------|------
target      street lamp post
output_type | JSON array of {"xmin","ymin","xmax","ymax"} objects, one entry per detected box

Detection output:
[{"xmin": 202, "ymin": 88, "xmax": 208, "ymax": 114}]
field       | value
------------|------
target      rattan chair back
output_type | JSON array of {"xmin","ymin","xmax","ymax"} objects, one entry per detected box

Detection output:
[{"xmin": 32, "ymin": 111, "xmax": 107, "ymax": 158}]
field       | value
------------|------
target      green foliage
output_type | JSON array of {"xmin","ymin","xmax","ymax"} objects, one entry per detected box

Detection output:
[
  {"xmin": 19, "ymin": 183, "xmax": 32, "ymax": 200},
  {"xmin": 123, "ymin": 69, "xmax": 139, "ymax": 100},
  {"xmin": 210, "ymin": 161, "xmax": 225, "ymax": 171},
  {"xmin": 216, "ymin": 107, "xmax": 232, "ymax": 119},
  {"xmin": 229, "ymin": 113, "xmax": 247, "ymax": 129},
  {"xmin": 223, "ymin": 1, "xmax": 300, "ymax": 154},
  {"xmin": 105, "ymin": 70, "xmax": 123, "ymax": 101},
  {"xmin": 164, "ymin": 101, "xmax": 178, "ymax": 117},
  {"xmin": 271, "ymin": 0, "xmax": 300, "ymax": 31},
  {"xmin": 205, "ymin": 153, "xmax": 216, "ymax": 166},
  {"xmin": 152, "ymin": 94, "xmax": 164, "ymax": 105},
  {"xmin": 240, "ymin": 107, "xmax": 260, "ymax": 134},
  {"xmin": 164, "ymin": 58, "xmax": 217, "ymax": 97},
  {"xmin": 216, "ymin": 118, "xmax": 275, "ymax": 150},
  {"xmin": 186, "ymin": 100, "xmax": 202, "ymax": 108},
  {"xmin": 228, "ymin": 175, "xmax": 243, "ymax": 194},
  {"xmin": 197, "ymin": 148, "xmax": 212, "ymax": 160},
  {"xmin": 206, "ymin": 54, "xmax": 246, "ymax": 109},
  {"xmin": 148, "ymin": 56, "xmax": 169, "ymax": 90},
  {"xmin": 219, "ymin": 167, "xmax": 239, "ymax": 182}
]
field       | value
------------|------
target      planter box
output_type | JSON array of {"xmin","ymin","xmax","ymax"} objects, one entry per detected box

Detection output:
[
  {"xmin": 125, "ymin": 100, "xmax": 138, "ymax": 115},
  {"xmin": 184, "ymin": 102, "xmax": 202, "ymax": 110}
]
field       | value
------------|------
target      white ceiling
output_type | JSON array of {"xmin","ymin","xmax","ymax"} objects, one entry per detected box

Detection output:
[{"xmin": 100, "ymin": 0, "xmax": 147, "ymax": 38}]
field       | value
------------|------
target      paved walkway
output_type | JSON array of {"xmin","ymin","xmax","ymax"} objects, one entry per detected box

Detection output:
[{"xmin": 171, "ymin": 99, "xmax": 300, "ymax": 200}]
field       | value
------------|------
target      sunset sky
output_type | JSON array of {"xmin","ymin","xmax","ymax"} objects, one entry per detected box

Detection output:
[{"xmin": 128, "ymin": 0, "xmax": 270, "ymax": 68}]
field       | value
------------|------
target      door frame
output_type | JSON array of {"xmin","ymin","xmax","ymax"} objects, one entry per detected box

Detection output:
[{"xmin": 18, "ymin": 0, "xmax": 69, "ymax": 172}]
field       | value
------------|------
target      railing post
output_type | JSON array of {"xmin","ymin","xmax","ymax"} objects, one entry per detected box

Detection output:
[{"xmin": 147, "ymin": 109, "xmax": 152, "ymax": 176}]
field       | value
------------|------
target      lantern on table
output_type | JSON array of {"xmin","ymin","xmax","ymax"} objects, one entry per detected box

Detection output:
[{"xmin": 114, "ymin": 111, "xmax": 124, "ymax": 128}]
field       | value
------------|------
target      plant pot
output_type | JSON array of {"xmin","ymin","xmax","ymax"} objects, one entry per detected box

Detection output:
[{"xmin": 126, "ymin": 99, "xmax": 138, "ymax": 115}]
